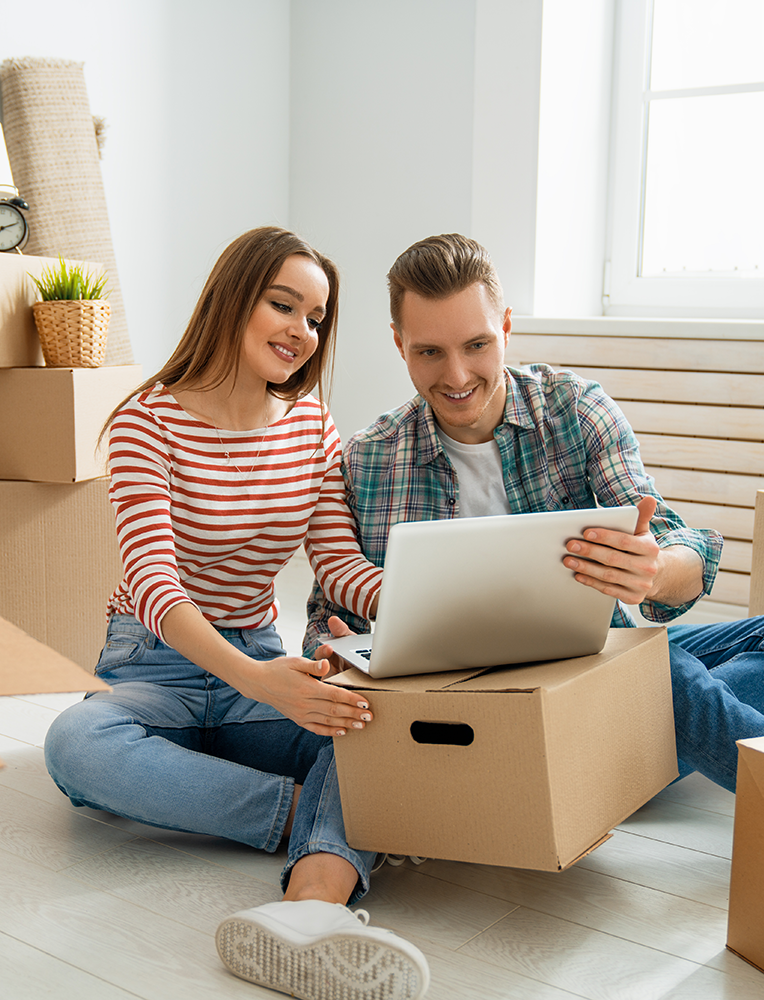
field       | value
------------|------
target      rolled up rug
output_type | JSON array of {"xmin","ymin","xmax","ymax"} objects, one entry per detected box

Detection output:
[{"xmin": 0, "ymin": 56, "xmax": 133, "ymax": 365}]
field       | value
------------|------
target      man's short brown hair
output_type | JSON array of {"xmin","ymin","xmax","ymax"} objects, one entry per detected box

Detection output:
[{"xmin": 387, "ymin": 233, "xmax": 504, "ymax": 329}]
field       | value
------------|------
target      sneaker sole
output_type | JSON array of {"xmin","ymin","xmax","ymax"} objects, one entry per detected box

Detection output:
[{"xmin": 216, "ymin": 913, "xmax": 429, "ymax": 1000}]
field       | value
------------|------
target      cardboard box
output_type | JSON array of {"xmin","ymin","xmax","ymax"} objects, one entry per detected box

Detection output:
[
  {"xmin": 0, "ymin": 478, "xmax": 122, "ymax": 671},
  {"xmin": 330, "ymin": 628, "xmax": 676, "ymax": 871},
  {"xmin": 0, "ymin": 364, "xmax": 141, "ymax": 482},
  {"xmin": 0, "ymin": 616, "xmax": 109, "ymax": 768},
  {"xmin": 0, "ymin": 253, "xmax": 105, "ymax": 368},
  {"xmin": 727, "ymin": 736, "xmax": 764, "ymax": 974}
]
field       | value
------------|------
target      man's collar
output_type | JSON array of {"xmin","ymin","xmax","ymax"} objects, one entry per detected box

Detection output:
[
  {"xmin": 414, "ymin": 397, "xmax": 442, "ymax": 466},
  {"xmin": 500, "ymin": 367, "xmax": 535, "ymax": 431}
]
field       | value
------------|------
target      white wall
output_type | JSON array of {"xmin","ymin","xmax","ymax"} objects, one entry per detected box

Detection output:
[
  {"xmin": 3, "ymin": 0, "xmax": 616, "ymax": 439},
  {"xmin": 534, "ymin": 0, "xmax": 615, "ymax": 316},
  {"xmin": 2, "ymin": 0, "xmax": 291, "ymax": 376},
  {"xmin": 290, "ymin": 0, "xmax": 551, "ymax": 442},
  {"xmin": 471, "ymin": 0, "xmax": 544, "ymax": 319},
  {"xmin": 289, "ymin": 0, "xmax": 477, "ymax": 439}
]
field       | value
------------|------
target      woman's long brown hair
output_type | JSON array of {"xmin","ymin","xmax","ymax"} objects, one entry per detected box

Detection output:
[{"xmin": 100, "ymin": 226, "xmax": 339, "ymax": 442}]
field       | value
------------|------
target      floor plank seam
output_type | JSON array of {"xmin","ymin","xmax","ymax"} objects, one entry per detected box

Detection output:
[
  {"xmin": 450, "ymin": 904, "xmax": 522, "ymax": 950},
  {"xmin": 49, "ymin": 837, "xmax": 147, "ymax": 874},
  {"xmin": 139, "ymin": 835, "xmax": 285, "ymax": 886},
  {"xmin": 411, "ymin": 861, "xmax": 731, "ymax": 914},
  {"xmin": 52, "ymin": 864, "xmax": 232, "ymax": 934},
  {"xmin": 612, "ymin": 829, "xmax": 732, "ymax": 860},
  {"xmin": 449, "ymin": 934, "xmax": 596, "ymax": 1000},
  {"xmin": 0, "ymin": 928, "xmax": 149, "ymax": 999}
]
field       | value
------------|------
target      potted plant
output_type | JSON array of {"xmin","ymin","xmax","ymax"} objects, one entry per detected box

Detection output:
[{"xmin": 29, "ymin": 257, "xmax": 110, "ymax": 368}]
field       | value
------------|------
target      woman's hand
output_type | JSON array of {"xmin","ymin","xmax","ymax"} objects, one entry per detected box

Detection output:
[
  {"xmin": 233, "ymin": 653, "xmax": 373, "ymax": 737},
  {"xmin": 160, "ymin": 603, "xmax": 372, "ymax": 737}
]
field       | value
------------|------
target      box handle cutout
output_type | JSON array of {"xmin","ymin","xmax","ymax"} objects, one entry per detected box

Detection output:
[{"xmin": 410, "ymin": 721, "xmax": 474, "ymax": 746}]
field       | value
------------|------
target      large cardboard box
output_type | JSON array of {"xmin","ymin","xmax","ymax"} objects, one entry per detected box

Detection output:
[
  {"xmin": 727, "ymin": 736, "xmax": 764, "ymax": 974},
  {"xmin": 0, "ymin": 364, "xmax": 141, "ymax": 482},
  {"xmin": 0, "ymin": 478, "xmax": 122, "ymax": 671},
  {"xmin": 330, "ymin": 628, "xmax": 676, "ymax": 871},
  {"xmin": 0, "ymin": 253, "xmax": 105, "ymax": 367},
  {"xmin": 0, "ymin": 616, "xmax": 110, "ymax": 768}
]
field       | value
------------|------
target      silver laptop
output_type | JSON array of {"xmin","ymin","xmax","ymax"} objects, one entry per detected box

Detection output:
[{"xmin": 327, "ymin": 506, "xmax": 639, "ymax": 678}]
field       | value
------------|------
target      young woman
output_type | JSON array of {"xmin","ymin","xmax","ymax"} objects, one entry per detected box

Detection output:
[{"xmin": 44, "ymin": 227, "xmax": 430, "ymax": 1000}]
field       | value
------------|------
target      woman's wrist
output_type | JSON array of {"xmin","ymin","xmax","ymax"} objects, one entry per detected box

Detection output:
[{"xmin": 159, "ymin": 602, "xmax": 267, "ymax": 697}]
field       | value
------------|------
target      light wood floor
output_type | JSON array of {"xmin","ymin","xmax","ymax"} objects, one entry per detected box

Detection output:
[{"xmin": 1, "ymin": 555, "xmax": 761, "ymax": 999}]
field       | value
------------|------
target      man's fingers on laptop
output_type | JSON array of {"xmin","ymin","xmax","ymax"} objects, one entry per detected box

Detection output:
[
  {"xmin": 633, "ymin": 494, "xmax": 658, "ymax": 535},
  {"xmin": 328, "ymin": 615, "xmax": 355, "ymax": 638},
  {"xmin": 313, "ymin": 617, "xmax": 357, "ymax": 662},
  {"xmin": 564, "ymin": 539, "xmax": 658, "ymax": 603}
]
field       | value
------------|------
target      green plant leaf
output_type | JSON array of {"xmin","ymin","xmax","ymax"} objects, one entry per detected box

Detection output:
[{"xmin": 27, "ymin": 256, "xmax": 109, "ymax": 301}]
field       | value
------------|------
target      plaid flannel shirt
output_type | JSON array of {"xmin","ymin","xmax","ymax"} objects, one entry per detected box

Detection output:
[{"xmin": 303, "ymin": 365, "xmax": 723, "ymax": 655}]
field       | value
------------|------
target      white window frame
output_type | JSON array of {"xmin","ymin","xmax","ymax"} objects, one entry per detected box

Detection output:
[{"xmin": 605, "ymin": 0, "xmax": 764, "ymax": 319}]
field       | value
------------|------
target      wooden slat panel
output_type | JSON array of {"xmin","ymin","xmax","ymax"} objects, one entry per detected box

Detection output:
[
  {"xmin": 546, "ymin": 367, "xmax": 764, "ymax": 407},
  {"xmin": 708, "ymin": 570, "xmax": 750, "ymax": 607},
  {"xmin": 645, "ymin": 466, "xmax": 764, "ymax": 507},
  {"xmin": 619, "ymin": 401, "xmax": 764, "ymax": 442},
  {"xmin": 668, "ymin": 499, "xmax": 755, "ymax": 540},
  {"xmin": 508, "ymin": 334, "xmax": 764, "ymax": 373},
  {"xmin": 751, "ymin": 491, "xmax": 764, "ymax": 615},
  {"xmin": 718, "ymin": 539, "xmax": 753, "ymax": 574},
  {"xmin": 638, "ymin": 434, "xmax": 764, "ymax": 475}
]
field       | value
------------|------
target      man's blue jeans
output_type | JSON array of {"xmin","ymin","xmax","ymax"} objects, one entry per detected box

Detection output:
[
  {"xmin": 668, "ymin": 615, "xmax": 764, "ymax": 793},
  {"xmin": 44, "ymin": 614, "xmax": 376, "ymax": 903}
]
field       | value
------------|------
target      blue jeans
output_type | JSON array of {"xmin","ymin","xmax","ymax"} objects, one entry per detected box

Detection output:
[
  {"xmin": 668, "ymin": 616, "xmax": 764, "ymax": 793},
  {"xmin": 44, "ymin": 614, "xmax": 376, "ymax": 903}
]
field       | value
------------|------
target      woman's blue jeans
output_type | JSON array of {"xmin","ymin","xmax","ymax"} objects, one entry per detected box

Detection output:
[
  {"xmin": 44, "ymin": 614, "xmax": 376, "ymax": 904},
  {"xmin": 668, "ymin": 615, "xmax": 764, "ymax": 793}
]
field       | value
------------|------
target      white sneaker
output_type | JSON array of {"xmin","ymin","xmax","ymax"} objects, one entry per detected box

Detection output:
[
  {"xmin": 216, "ymin": 899, "xmax": 430, "ymax": 1000},
  {"xmin": 372, "ymin": 855, "xmax": 429, "ymax": 872}
]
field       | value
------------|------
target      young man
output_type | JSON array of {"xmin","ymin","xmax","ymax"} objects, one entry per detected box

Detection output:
[{"xmin": 306, "ymin": 232, "xmax": 764, "ymax": 794}]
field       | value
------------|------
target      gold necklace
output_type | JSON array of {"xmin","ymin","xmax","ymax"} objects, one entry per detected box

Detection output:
[{"xmin": 214, "ymin": 404, "xmax": 272, "ymax": 476}]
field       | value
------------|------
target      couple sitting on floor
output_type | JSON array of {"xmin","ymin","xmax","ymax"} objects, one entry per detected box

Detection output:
[{"xmin": 43, "ymin": 228, "xmax": 764, "ymax": 1000}]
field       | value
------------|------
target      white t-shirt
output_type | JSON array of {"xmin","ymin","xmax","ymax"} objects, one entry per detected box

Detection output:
[{"xmin": 437, "ymin": 427, "xmax": 511, "ymax": 517}]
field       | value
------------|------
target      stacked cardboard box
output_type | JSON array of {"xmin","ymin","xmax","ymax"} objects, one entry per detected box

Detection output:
[
  {"xmin": 0, "ymin": 616, "xmax": 110, "ymax": 768},
  {"xmin": 0, "ymin": 254, "xmax": 139, "ymax": 671},
  {"xmin": 330, "ymin": 627, "xmax": 678, "ymax": 870},
  {"xmin": 727, "ymin": 736, "xmax": 764, "ymax": 974}
]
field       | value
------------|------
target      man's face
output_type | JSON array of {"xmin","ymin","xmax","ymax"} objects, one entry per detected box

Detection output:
[{"xmin": 393, "ymin": 282, "xmax": 511, "ymax": 444}]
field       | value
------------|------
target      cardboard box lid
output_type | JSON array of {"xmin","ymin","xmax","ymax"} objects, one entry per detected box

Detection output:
[
  {"xmin": 0, "ymin": 615, "xmax": 110, "ymax": 697},
  {"xmin": 330, "ymin": 627, "xmax": 665, "ymax": 694}
]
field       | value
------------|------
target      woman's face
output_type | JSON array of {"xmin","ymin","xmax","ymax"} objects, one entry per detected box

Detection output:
[{"xmin": 240, "ymin": 254, "xmax": 330, "ymax": 385}]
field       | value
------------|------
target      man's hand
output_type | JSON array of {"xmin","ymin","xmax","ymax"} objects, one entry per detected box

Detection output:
[
  {"xmin": 563, "ymin": 495, "xmax": 705, "ymax": 607},
  {"xmin": 313, "ymin": 615, "xmax": 357, "ymax": 665},
  {"xmin": 562, "ymin": 496, "xmax": 661, "ymax": 605}
]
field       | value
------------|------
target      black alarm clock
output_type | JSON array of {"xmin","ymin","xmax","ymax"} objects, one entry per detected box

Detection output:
[{"xmin": 0, "ymin": 196, "xmax": 29, "ymax": 252}]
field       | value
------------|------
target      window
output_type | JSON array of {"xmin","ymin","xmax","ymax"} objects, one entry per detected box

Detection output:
[{"xmin": 605, "ymin": 0, "xmax": 764, "ymax": 317}]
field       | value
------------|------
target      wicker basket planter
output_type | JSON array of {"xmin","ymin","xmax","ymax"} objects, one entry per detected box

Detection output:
[{"xmin": 32, "ymin": 299, "xmax": 110, "ymax": 368}]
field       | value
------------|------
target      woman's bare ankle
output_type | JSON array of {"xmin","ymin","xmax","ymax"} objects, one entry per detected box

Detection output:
[{"xmin": 284, "ymin": 852, "xmax": 358, "ymax": 905}]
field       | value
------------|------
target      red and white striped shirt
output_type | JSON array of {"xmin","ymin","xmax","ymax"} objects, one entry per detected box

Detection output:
[{"xmin": 107, "ymin": 385, "xmax": 383, "ymax": 641}]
